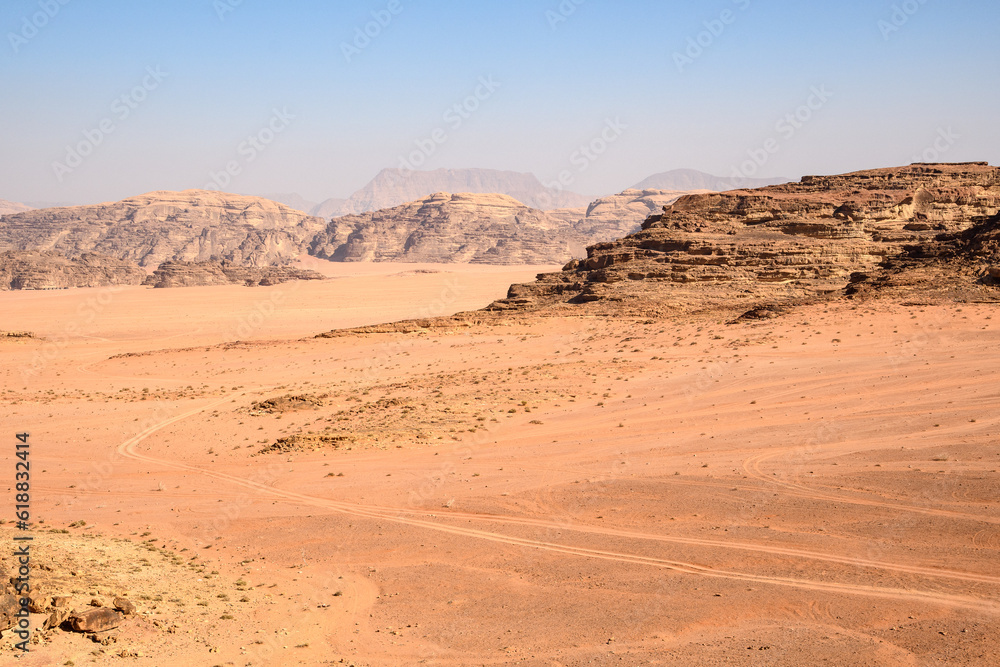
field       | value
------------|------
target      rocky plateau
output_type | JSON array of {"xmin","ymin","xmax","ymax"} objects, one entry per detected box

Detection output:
[
  {"xmin": 487, "ymin": 162, "xmax": 1000, "ymax": 316},
  {"xmin": 0, "ymin": 190, "xmax": 327, "ymax": 269},
  {"xmin": 311, "ymin": 190, "xmax": 703, "ymax": 265}
]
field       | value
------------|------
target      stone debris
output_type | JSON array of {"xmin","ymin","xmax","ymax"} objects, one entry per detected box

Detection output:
[{"xmin": 69, "ymin": 607, "xmax": 124, "ymax": 634}]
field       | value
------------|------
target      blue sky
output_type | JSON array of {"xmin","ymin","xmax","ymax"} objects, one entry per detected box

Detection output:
[{"xmin": 2, "ymin": 0, "xmax": 998, "ymax": 206}]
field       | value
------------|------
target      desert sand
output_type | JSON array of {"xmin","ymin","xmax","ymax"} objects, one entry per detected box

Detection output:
[{"xmin": 1, "ymin": 263, "xmax": 998, "ymax": 665}]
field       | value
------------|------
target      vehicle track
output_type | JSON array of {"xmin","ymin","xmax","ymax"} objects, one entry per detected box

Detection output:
[
  {"xmin": 116, "ymin": 395, "xmax": 1000, "ymax": 615},
  {"xmin": 743, "ymin": 451, "xmax": 1000, "ymax": 525}
]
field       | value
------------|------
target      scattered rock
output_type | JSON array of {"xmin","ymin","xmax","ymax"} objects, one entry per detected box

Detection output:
[
  {"xmin": 113, "ymin": 597, "xmax": 136, "ymax": 615},
  {"xmin": 44, "ymin": 608, "xmax": 70, "ymax": 631},
  {"xmin": 28, "ymin": 594, "xmax": 50, "ymax": 613},
  {"xmin": 257, "ymin": 432, "xmax": 354, "ymax": 455},
  {"xmin": 0, "ymin": 593, "xmax": 19, "ymax": 631},
  {"xmin": 250, "ymin": 393, "xmax": 327, "ymax": 414},
  {"xmin": 69, "ymin": 607, "xmax": 123, "ymax": 634}
]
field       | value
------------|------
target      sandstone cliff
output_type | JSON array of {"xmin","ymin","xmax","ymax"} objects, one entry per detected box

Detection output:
[
  {"xmin": 0, "ymin": 190, "xmax": 327, "ymax": 269},
  {"xmin": 487, "ymin": 163, "xmax": 1000, "ymax": 315},
  {"xmin": 143, "ymin": 260, "xmax": 327, "ymax": 288},
  {"xmin": 309, "ymin": 192, "xmax": 589, "ymax": 264},
  {"xmin": 0, "ymin": 251, "xmax": 146, "ymax": 290}
]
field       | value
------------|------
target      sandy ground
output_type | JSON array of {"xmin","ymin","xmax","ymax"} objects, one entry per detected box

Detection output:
[{"xmin": 1, "ymin": 265, "xmax": 998, "ymax": 665}]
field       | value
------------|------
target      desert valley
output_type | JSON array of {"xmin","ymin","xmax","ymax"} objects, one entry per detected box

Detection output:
[{"xmin": 0, "ymin": 160, "xmax": 998, "ymax": 665}]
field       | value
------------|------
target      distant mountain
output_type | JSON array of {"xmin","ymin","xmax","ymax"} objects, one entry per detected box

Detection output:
[
  {"xmin": 311, "ymin": 197, "xmax": 349, "ymax": 218},
  {"xmin": 260, "ymin": 193, "xmax": 319, "ymax": 215},
  {"xmin": 22, "ymin": 201, "xmax": 75, "ymax": 210},
  {"xmin": 0, "ymin": 199, "xmax": 34, "ymax": 215},
  {"xmin": 0, "ymin": 190, "xmax": 326, "ymax": 269},
  {"xmin": 563, "ymin": 188, "xmax": 714, "ymax": 241},
  {"xmin": 255, "ymin": 193, "xmax": 348, "ymax": 219},
  {"xmin": 328, "ymin": 168, "xmax": 591, "ymax": 216},
  {"xmin": 631, "ymin": 169, "xmax": 790, "ymax": 192}
]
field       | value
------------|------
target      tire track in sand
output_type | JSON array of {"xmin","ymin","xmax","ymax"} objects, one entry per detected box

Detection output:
[
  {"xmin": 743, "ymin": 451, "xmax": 1000, "ymax": 525},
  {"xmin": 114, "ymin": 395, "xmax": 1000, "ymax": 615}
]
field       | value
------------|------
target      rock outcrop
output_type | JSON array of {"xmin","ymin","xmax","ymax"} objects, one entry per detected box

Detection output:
[
  {"xmin": 0, "ymin": 190, "xmax": 327, "ymax": 269},
  {"xmin": 332, "ymin": 168, "xmax": 590, "ymax": 215},
  {"xmin": 143, "ymin": 260, "xmax": 326, "ymax": 288},
  {"xmin": 488, "ymin": 163, "xmax": 1000, "ymax": 315},
  {"xmin": 310, "ymin": 192, "xmax": 591, "ymax": 264},
  {"xmin": 0, "ymin": 251, "xmax": 147, "ymax": 290}
]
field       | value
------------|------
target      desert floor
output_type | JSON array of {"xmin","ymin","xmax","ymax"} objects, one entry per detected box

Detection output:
[{"xmin": 1, "ymin": 264, "xmax": 998, "ymax": 666}]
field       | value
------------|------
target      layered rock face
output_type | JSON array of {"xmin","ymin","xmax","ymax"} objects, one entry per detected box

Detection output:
[
  {"xmin": 333, "ymin": 168, "xmax": 591, "ymax": 215},
  {"xmin": 0, "ymin": 190, "xmax": 327, "ymax": 269},
  {"xmin": 0, "ymin": 251, "xmax": 146, "ymax": 290},
  {"xmin": 310, "ymin": 190, "xmax": 709, "ymax": 266},
  {"xmin": 310, "ymin": 192, "xmax": 592, "ymax": 264},
  {"xmin": 142, "ymin": 260, "xmax": 326, "ymax": 288},
  {"xmin": 490, "ymin": 163, "xmax": 1000, "ymax": 314}
]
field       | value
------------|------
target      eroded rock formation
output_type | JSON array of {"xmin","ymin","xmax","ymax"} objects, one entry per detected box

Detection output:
[
  {"xmin": 310, "ymin": 192, "xmax": 591, "ymax": 264},
  {"xmin": 0, "ymin": 190, "xmax": 326, "ymax": 269},
  {"xmin": 143, "ymin": 260, "xmax": 326, "ymax": 288},
  {"xmin": 488, "ymin": 163, "xmax": 1000, "ymax": 315},
  {"xmin": 0, "ymin": 251, "xmax": 146, "ymax": 290}
]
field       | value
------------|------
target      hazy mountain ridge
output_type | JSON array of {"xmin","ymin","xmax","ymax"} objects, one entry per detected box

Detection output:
[
  {"xmin": 631, "ymin": 168, "xmax": 790, "ymax": 192},
  {"xmin": 0, "ymin": 199, "xmax": 34, "ymax": 216}
]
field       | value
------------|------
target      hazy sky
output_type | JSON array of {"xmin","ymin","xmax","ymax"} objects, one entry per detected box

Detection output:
[{"xmin": 2, "ymin": 0, "xmax": 998, "ymax": 206}]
